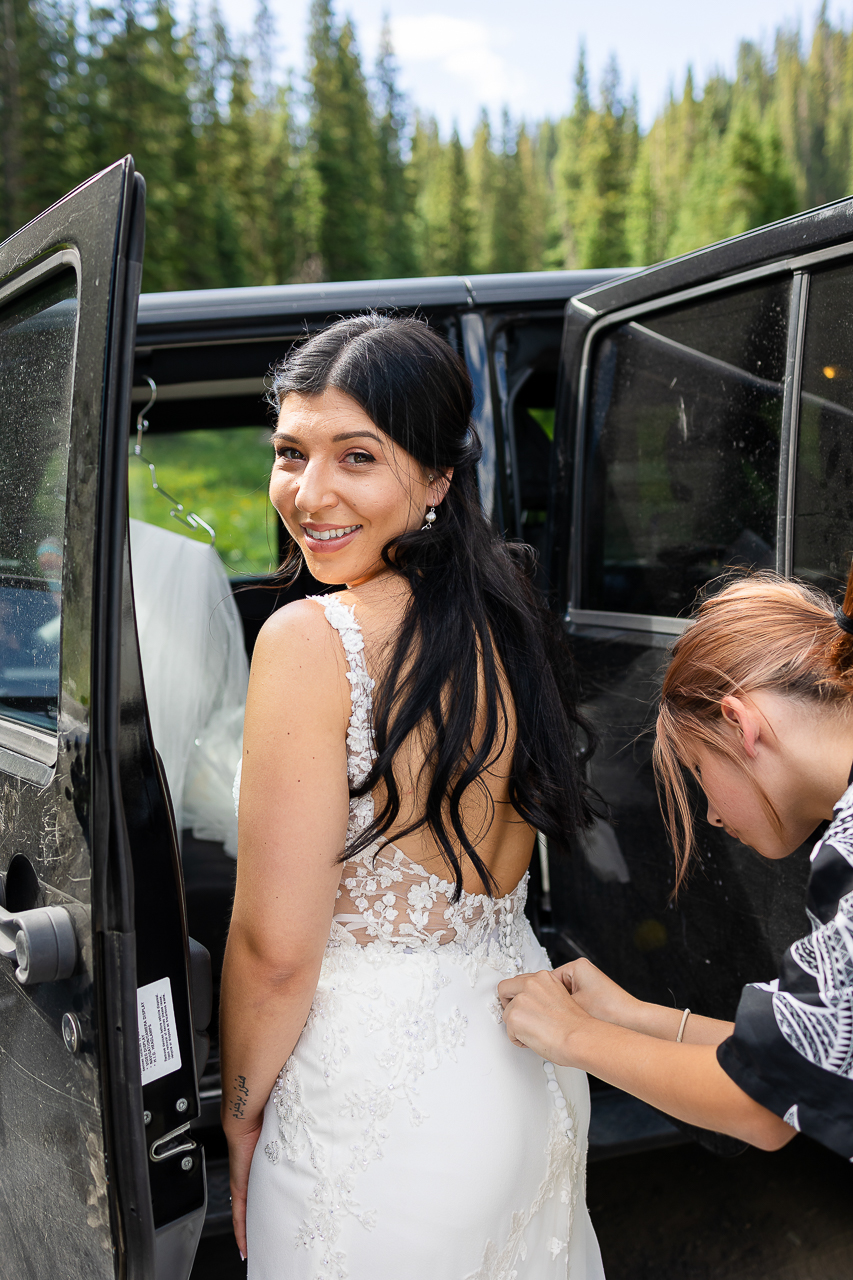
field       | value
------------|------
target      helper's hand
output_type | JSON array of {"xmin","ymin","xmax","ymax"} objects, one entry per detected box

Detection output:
[
  {"xmin": 558, "ymin": 957, "xmax": 644, "ymax": 1027},
  {"xmin": 498, "ymin": 968, "xmax": 591, "ymax": 1065}
]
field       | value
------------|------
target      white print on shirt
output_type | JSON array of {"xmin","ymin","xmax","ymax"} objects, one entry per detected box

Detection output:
[{"xmin": 771, "ymin": 782, "xmax": 853, "ymax": 1080}]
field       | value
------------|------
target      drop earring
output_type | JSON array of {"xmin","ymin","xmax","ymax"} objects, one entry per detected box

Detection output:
[{"xmin": 422, "ymin": 476, "xmax": 437, "ymax": 531}]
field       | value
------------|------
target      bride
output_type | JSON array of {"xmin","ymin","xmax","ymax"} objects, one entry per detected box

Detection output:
[{"xmin": 220, "ymin": 313, "xmax": 605, "ymax": 1279}]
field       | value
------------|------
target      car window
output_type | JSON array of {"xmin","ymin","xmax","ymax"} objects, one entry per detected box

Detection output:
[
  {"xmin": 0, "ymin": 268, "xmax": 77, "ymax": 741},
  {"xmin": 128, "ymin": 425, "xmax": 278, "ymax": 576},
  {"xmin": 793, "ymin": 264, "xmax": 853, "ymax": 593},
  {"xmin": 494, "ymin": 317, "xmax": 563, "ymax": 562},
  {"xmin": 514, "ymin": 370, "xmax": 555, "ymax": 556},
  {"xmin": 581, "ymin": 278, "xmax": 789, "ymax": 617}
]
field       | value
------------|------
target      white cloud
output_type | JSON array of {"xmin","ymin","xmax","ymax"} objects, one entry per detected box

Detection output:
[{"xmin": 389, "ymin": 13, "xmax": 527, "ymax": 121}]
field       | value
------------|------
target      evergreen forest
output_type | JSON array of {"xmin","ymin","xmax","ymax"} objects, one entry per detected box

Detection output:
[{"xmin": 3, "ymin": 0, "xmax": 853, "ymax": 290}]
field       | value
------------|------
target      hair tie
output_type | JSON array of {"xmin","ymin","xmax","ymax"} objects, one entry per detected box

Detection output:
[{"xmin": 835, "ymin": 607, "xmax": 853, "ymax": 636}]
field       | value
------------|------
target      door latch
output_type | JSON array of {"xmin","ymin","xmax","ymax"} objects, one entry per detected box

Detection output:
[
  {"xmin": 0, "ymin": 903, "xmax": 77, "ymax": 984},
  {"xmin": 149, "ymin": 1121, "xmax": 197, "ymax": 1164}
]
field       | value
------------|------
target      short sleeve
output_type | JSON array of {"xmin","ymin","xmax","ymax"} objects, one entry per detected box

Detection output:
[{"xmin": 717, "ymin": 788, "xmax": 853, "ymax": 1161}]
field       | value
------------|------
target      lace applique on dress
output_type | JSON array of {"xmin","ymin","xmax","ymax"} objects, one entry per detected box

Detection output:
[
  {"xmin": 466, "ymin": 1061, "xmax": 583, "ymax": 1280},
  {"xmin": 306, "ymin": 594, "xmax": 376, "ymax": 844},
  {"xmin": 308, "ymin": 593, "xmax": 528, "ymax": 977}
]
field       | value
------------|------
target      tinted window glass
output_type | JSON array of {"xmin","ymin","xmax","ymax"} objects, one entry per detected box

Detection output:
[
  {"xmin": 496, "ymin": 317, "xmax": 563, "ymax": 564},
  {"xmin": 0, "ymin": 269, "xmax": 77, "ymax": 735},
  {"xmin": 582, "ymin": 279, "xmax": 788, "ymax": 617},
  {"xmin": 514, "ymin": 371, "xmax": 555, "ymax": 558},
  {"xmin": 128, "ymin": 426, "xmax": 277, "ymax": 576},
  {"xmin": 793, "ymin": 264, "xmax": 853, "ymax": 592}
]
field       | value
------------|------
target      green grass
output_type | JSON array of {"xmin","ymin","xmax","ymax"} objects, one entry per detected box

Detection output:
[
  {"xmin": 527, "ymin": 407, "xmax": 555, "ymax": 441},
  {"xmin": 128, "ymin": 427, "xmax": 279, "ymax": 577}
]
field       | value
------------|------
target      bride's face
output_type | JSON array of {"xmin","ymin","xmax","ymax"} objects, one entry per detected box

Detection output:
[{"xmin": 270, "ymin": 386, "xmax": 436, "ymax": 586}]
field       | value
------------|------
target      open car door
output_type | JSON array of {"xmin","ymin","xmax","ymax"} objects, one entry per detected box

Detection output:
[{"xmin": 0, "ymin": 158, "xmax": 207, "ymax": 1278}]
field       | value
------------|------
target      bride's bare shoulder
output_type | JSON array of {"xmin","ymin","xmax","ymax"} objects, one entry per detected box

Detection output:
[{"xmin": 250, "ymin": 596, "xmax": 349, "ymax": 692}]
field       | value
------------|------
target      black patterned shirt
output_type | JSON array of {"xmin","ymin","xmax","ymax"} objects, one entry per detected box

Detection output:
[{"xmin": 717, "ymin": 782, "xmax": 853, "ymax": 1160}]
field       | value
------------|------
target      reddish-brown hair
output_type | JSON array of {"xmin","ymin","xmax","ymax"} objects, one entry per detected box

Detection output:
[{"xmin": 654, "ymin": 567, "xmax": 853, "ymax": 891}]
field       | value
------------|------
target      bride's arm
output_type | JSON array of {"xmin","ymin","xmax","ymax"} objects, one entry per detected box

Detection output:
[
  {"xmin": 219, "ymin": 600, "xmax": 351, "ymax": 1258},
  {"xmin": 498, "ymin": 969, "xmax": 795, "ymax": 1151}
]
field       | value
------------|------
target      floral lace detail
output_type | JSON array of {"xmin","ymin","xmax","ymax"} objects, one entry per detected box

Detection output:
[
  {"xmin": 465, "ymin": 1061, "xmax": 583, "ymax": 1280},
  {"xmin": 270, "ymin": 952, "xmax": 468, "ymax": 1278},
  {"xmin": 268, "ymin": 1057, "xmax": 374, "ymax": 1280},
  {"xmin": 310, "ymin": 593, "xmax": 528, "ymax": 976},
  {"xmin": 332, "ymin": 855, "xmax": 530, "ymax": 982},
  {"xmin": 307, "ymin": 593, "xmax": 375, "ymax": 843}
]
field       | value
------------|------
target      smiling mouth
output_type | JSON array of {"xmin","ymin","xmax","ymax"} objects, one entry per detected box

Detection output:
[{"xmin": 302, "ymin": 524, "xmax": 361, "ymax": 542}]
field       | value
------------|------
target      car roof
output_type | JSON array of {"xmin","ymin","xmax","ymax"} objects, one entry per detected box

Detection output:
[
  {"xmin": 136, "ymin": 269, "xmax": 630, "ymax": 336},
  {"xmin": 574, "ymin": 194, "xmax": 853, "ymax": 317}
]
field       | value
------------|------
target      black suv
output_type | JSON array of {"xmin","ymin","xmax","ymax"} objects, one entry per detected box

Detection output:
[{"xmin": 1, "ymin": 157, "xmax": 849, "ymax": 1277}]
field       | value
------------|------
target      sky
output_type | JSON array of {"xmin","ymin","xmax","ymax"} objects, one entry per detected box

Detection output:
[{"xmin": 193, "ymin": 0, "xmax": 851, "ymax": 138}]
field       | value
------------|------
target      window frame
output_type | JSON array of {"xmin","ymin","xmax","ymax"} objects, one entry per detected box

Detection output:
[
  {"xmin": 0, "ymin": 247, "xmax": 81, "ymax": 774},
  {"xmin": 783, "ymin": 262, "xmax": 853, "ymax": 590},
  {"xmin": 567, "ymin": 246, "xmax": 853, "ymax": 631}
]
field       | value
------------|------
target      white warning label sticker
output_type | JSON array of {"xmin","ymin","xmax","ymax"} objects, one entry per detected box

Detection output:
[{"xmin": 137, "ymin": 976, "xmax": 182, "ymax": 1086}]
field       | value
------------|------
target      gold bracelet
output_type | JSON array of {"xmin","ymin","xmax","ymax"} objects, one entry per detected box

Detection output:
[{"xmin": 676, "ymin": 1008, "xmax": 691, "ymax": 1043}]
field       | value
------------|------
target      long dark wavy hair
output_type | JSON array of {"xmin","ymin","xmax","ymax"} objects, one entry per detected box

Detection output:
[{"xmin": 268, "ymin": 312, "xmax": 597, "ymax": 897}]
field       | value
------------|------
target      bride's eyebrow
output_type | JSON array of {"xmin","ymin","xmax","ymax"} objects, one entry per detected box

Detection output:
[
  {"xmin": 331, "ymin": 431, "xmax": 384, "ymax": 445},
  {"xmin": 269, "ymin": 430, "xmax": 384, "ymax": 446}
]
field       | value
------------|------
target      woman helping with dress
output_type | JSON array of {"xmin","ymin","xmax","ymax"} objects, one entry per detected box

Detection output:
[
  {"xmin": 220, "ymin": 314, "xmax": 605, "ymax": 1278},
  {"xmin": 500, "ymin": 569, "xmax": 853, "ymax": 1161}
]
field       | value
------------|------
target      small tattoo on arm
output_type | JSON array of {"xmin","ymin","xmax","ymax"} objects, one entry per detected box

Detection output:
[{"xmin": 229, "ymin": 1074, "xmax": 250, "ymax": 1121}]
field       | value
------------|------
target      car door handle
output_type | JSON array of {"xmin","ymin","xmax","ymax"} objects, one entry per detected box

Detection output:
[{"xmin": 0, "ymin": 903, "xmax": 77, "ymax": 985}]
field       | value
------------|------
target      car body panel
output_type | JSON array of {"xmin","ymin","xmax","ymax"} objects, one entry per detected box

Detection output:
[
  {"xmin": 543, "ymin": 201, "xmax": 853, "ymax": 1043},
  {"xmin": 0, "ymin": 159, "xmax": 205, "ymax": 1277}
]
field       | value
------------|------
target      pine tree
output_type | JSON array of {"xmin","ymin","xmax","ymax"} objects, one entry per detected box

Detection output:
[
  {"xmin": 625, "ymin": 142, "xmax": 656, "ymax": 265},
  {"xmin": 407, "ymin": 113, "xmax": 440, "ymax": 273},
  {"xmin": 0, "ymin": 0, "xmax": 88, "ymax": 238},
  {"xmin": 305, "ymin": 0, "xmax": 378, "ymax": 280},
  {"xmin": 373, "ymin": 21, "xmax": 415, "ymax": 278},
  {"xmin": 440, "ymin": 127, "xmax": 474, "ymax": 273},
  {"xmin": 408, "ymin": 119, "xmax": 473, "ymax": 275},
  {"xmin": 630, "ymin": 68, "xmax": 701, "ymax": 264},
  {"xmin": 487, "ymin": 112, "xmax": 546, "ymax": 272},
  {"xmin": 82, "ymin": 0, "xmax": 205, "ymax": 290},
  {"xmin": 468, "ymin": 109, "xmax": 496, "ymax": 272},
  {"xmin": 259, "ymin": 83, "xmax": 304, "ymax": 284},
  {"xmin": 573, "ymin": 57, "xmax": 637, "ymax": 267},
  {"xmin": 551, "ymin": 44, "xmax": 591, "ymax": 267},
  {"xmin": 715, "ymin": 99, "xmax": 797, "ymax": 237},
  {"xmin": 8, "ymin": 0, "xmax": 853, "ymax": 289}
]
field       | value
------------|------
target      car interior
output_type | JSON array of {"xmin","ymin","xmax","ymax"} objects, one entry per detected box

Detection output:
[{"xmin": 127, "ymin": 309, "xmax": 568, "ymax": 1164}]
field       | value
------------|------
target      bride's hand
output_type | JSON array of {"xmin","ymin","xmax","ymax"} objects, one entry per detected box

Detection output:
[
  {"xmin": 556, "ymin": 957, "xmax": 643, "ymax": 1026},
  {"xmin": 227, "ymin": 1121, "xmax": 264, "ymax": 1261},
  {"xmin": 497, "ymin": 969, "xmax": 591, "ymax": 1064}
]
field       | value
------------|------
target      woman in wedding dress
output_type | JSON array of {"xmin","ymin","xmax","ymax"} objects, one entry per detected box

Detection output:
[{"xmin": 220, "ymin": 314, "xmax": 606, "ymax": 1279}]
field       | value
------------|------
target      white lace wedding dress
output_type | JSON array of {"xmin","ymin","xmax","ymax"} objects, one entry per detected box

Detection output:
[{"xmin": 243, "ymin": 594, "xmax": 604, "ymax": 1280}]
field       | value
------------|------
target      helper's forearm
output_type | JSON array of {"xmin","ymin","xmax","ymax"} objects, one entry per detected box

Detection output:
[
  {"xmin": 563, "ymin": 1019, "xmax": 793, "ymax": 1150},
  {"xmin": 219, "ymin": 927, "xmax": 320, "ymax": 1137},
  {"xmin": 627, "ymin": 1002, "xmax": 734, "ymax": 1046}
]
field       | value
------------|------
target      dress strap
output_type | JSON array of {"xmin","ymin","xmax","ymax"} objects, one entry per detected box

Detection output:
[{"xmin": 307, "ymin": 594, "xmax": 375, "ymax": 785}]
